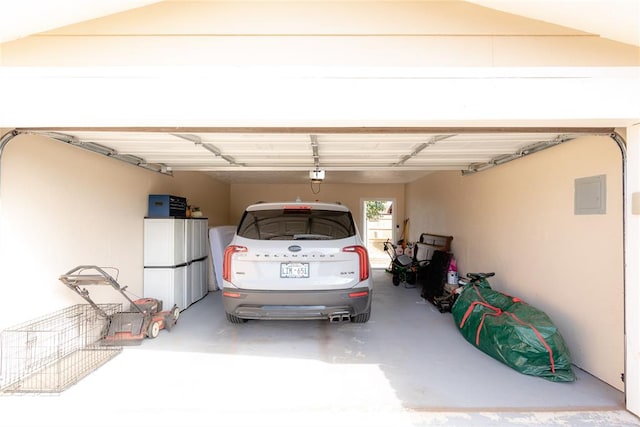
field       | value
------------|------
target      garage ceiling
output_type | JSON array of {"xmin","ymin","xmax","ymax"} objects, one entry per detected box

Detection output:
[{"xmin": 23, "ymin": 128, "xmax": 613, "ymax": 184}]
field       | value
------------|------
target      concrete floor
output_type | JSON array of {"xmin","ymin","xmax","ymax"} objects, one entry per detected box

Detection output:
[{"xmin": 1, "ymin": 269, "xmax": 639, "ymax": 427}]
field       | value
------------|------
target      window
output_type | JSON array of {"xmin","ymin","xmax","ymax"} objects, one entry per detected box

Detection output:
[{"xmin": 237, "ymin": 209, "xmax": 356, "ymax": 240}]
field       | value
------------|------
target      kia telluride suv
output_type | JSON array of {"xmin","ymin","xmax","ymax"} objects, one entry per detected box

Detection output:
[{"xmin": 222, "ymin": 201, "xmax": 372, "ymax": 323}]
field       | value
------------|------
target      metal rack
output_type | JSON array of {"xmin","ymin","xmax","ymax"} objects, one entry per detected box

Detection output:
[{"xmin": 0, "ymin": 303, "xmax": 122, "ymax": 394}]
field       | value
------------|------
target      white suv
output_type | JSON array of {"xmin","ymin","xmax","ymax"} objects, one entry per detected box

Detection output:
[{"xmin": 222, "ymin": 201, "xmax": 372, "ymax": 323}]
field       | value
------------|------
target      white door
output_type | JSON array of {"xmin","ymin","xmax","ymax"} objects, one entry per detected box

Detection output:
[{"xmin": 362, "ymin": 199, "xmax": 395, "ymax": 269}]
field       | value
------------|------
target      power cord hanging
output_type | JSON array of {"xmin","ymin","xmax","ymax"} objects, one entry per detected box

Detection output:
[{"xmin": 310, "ymin": 180, "xmax": 321, "ymax": 194}]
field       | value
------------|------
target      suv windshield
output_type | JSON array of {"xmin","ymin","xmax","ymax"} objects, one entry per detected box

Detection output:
[{"xmin": 237, "ymin": 208, "xmax": 356, "ymax": 240}]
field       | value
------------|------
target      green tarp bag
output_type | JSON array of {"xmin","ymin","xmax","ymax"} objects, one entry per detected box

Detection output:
[{"xmin": 451, "ymin": 277, "xmax": 575, "ymax": 382}]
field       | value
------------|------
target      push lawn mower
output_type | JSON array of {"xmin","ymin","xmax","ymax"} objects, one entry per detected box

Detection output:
[{"xmin": 59, "ymin": 265, "xmax": 179, "ymax": 345}]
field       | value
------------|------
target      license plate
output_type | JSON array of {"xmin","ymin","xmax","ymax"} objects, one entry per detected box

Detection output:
[{"xmin": 280, "ymin": 262, "xmax": 309, "ymax": 278}]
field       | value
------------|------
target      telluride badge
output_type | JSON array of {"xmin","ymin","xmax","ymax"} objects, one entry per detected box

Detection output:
[{"xmin": 288, "ymin": 245, "xmax": 302, "ymax": 252}]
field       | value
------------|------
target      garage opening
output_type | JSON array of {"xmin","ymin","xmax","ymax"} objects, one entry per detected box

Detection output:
[{"xmin": 0, "ymin": 127, "xmax": 632, "ymax": 424}]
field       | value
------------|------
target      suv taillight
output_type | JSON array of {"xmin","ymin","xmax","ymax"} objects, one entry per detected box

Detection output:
[
  {"xmin": 343, "ymin": 245, "xmax": 370, "ymax": 281},
  {"xmin": 223, "ymin": 245, "xmax": 247, "ymax": 282}
]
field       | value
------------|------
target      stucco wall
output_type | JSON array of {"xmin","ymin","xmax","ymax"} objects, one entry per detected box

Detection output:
[
  {"xmin": 406, "ymin": 135, "xmax": 624, "ymax": 390},
  {"xmin": 0, "ymin": 132, "xmax": 230, "ymax": 328}
]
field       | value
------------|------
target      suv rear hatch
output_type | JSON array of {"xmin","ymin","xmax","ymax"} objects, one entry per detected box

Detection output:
[{"xmin": 224, "ymin": 203, "xmax": 369, "ymax": 291}]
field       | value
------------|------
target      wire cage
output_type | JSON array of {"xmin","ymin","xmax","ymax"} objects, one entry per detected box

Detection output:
[{"xmin": 0, "ymin": 303, "xmax": 123, "ymax": 394}]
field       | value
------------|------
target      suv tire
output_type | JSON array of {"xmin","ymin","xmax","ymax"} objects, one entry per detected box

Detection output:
[
  {"xmin": 351, "ymin": 308, "xmax": 371, "ymax": 323},
  {"xmin": 226, "ymin": 312, "xmax": 248, "ymax": 324}
]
